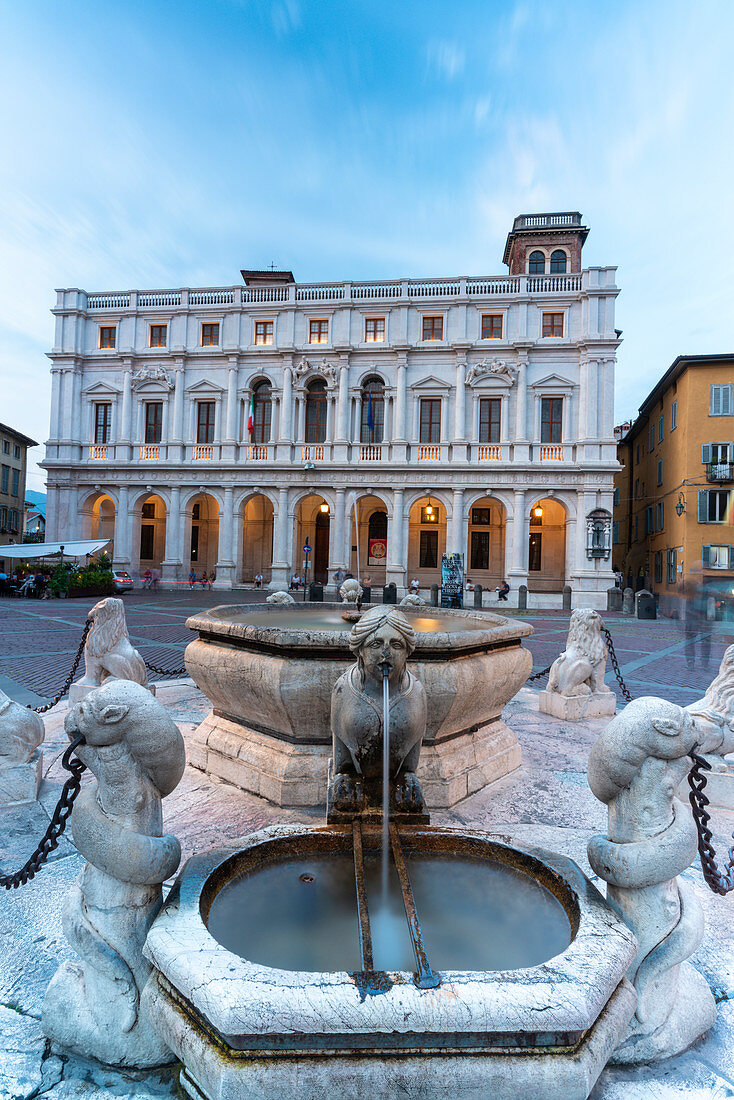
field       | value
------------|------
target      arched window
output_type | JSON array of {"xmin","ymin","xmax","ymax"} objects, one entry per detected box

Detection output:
[
  {"xmin": 251, "ymin": 381, "xmax": 271, "ymax": 444},
  {"xmin": 360, "ymin": 376, "xmax": 385, "ymax": 443},
  {"xmin": 368, "ymin": 510, "xmax": 387, "ymax": 540},
  {"xmin": 550, "ymin": 250, "xmax": 567, "ymax": 274},
  {"xmin": 305, "ymin": 379, "xmax": 327, "ymax": 443},
  {"xmin": 528, "ymin": 250, "xmax": 545, "ymax": 274}
]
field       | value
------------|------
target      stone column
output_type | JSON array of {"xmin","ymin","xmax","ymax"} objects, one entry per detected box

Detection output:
[
  {"xmin": 161, "ymin": 485, "xmax": 181, "ymax": 585},
  {"xmin": 49, "ymin": 368, "xmax": 62, "ymax": 449},
  {"xmin": 277, "ymin": 361, "xmax": 293, "ymax": 460},
  {"xmin": 332, "ymin": 488, "xmax": 347, "ymax": 571},
  {"xmin": 269, "ymin": 486, "xmax": 291, "ymax": 590},
  {"xmin": 452, "ymin": 356, "xmax": 468, "ymax": 461},
  {"xmin": 577, "ymin": 353, "xmax": 589, "ymax": 442},
  {"xmin": 215, "ymin": 487, "xmax": 236, "ymax": 587},
  {"xmin": 386, "ymin": 487, "xmax": 406, "ymax": 590},
  {"xmin": 115, "ymin": 484, "xmax": 130, "ymax": 569},
  {"xmin": 449, "ymin": 488, "xmax": 464, "ymax": 555},
  {"xmin": 393, "ymin": 354, "xmax": 408, "ymax": 461},
  {"xmin": 168, "ymin": 362, "xmax": 184, "ymax": 461},
  {"xmin": 334, "ymin": 359, "xmax": 350, "ymax": 461},
  {"xmin": 223, "ymin": 360, "xmax": 238, "ymax": 461},
  {"xmin": 507, "ymin": 488, "xmax": 528, "ymax": 592},
  {"xmin": 117, "ymin": 365, "xmax": 132, "ymax": 462},
  {"xmin": 513, "ymin": 353, "xmax": 530, "ymax": 463}
]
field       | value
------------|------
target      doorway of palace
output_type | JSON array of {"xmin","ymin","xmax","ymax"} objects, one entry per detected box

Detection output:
[
  {"xmin": 240, "ymin": 494, "xmax": 274, "ymax": 583},
  {"xmin": 350, "ymin": 495, "xmax": 389, "ymax": 586},
  {"xmin": 82, "ymin": 493, "xmax": 116, "ymax": 561},
  {"xmin": 466, "ymin": 497, "xmax": 506, "ymax": 590},
  {"xmin": 134, "ymin": 494, "xmax": 167, "ymax": 576},
  {"xmin": 296, "ymin": 494, "xmax": 331, "ymax": 586},
  {"xmin": 527, "ymin": 497, "xmax": 567, "ymax": 592},
  {"xmin": 407, "ymin": 496, "xmax": 446, "ymax": 588},
  {"xmin": 187, "ymin": 493, "xmax": 220, "ymax": 579}
]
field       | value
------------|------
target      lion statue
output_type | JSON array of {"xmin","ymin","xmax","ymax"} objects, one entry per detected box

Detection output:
[
  {"xmin": 0, "ymin": 688, "xmax": 44, "ymax": 766},
  {"xmin": 400, "ymin": 593, "xmax": 425, "ymax": 607},
  {"xmin": 339, "ymin": 578, "xmax": 363, "ymax": 604},
  {"xmin": 266, "ymin": 589, "xmax": 295, "ymax": 605},
  {"xmin": 547, "ymin": 608, "xmax": 611, "ymax": 697},
  {"xmin": 76, "ymin": 597, "xmax": 147, "ymax": 691}
]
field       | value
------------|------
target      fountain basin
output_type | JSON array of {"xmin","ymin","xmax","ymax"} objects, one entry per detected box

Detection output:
[
  {"xmin": 144, "ymin": 823, "xmax": 637, "ymax": 1100},
  {"xmin": 185, "ymin": 604, "xmax": 533, "ymax": 808}
]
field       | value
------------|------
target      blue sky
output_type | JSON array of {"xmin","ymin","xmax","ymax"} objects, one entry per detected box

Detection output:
[{"xmin": 2, "ymin": 0, "xmax": 733, "ymax": 490}]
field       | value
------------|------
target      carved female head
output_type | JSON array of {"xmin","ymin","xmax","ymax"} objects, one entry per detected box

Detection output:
[{"xmin": 349, "ymin": 606, "xmax": 417, "ymax": 687}]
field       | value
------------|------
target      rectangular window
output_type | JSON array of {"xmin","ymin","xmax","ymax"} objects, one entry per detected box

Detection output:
[
  {"xmin": 666, "ymin": 548, "xmax": 677, "ymax": 583},
  {"xmin": 528, "ymin": 532, "xmax": 542, "ymax": 570},
  {"xmin": 419, "ymin": 399, "xmax": 441, "ymax": 443},
  {"xmin": 634, "ymin": 478, "xmax": 639, "ymax": 500},
  {"xmin": 658, "ymin": 415, "xmax": 664, "ymax": 442},
  {"xmin": 98, "ymin": 326, "xmax": 116, "ymax": 349},
  {"xmin": 636, "ymin": 443, "xmax": 640, "ymax": 464},
  {"xmin": 698, "ymin": 489, "xmax": 731, "ymax": 523},
  {"xmin": 635, "ymin": 515, "xmax": 639, "ymax": 540},
  {"xmin": 140, "ymin": 525, "xmax": 154, "ymax": 560},
  {"xmin": 471, "ymin": 507, "xmax": 491, "ymax": 525},
  {"xmin": 254, "ymin": 321, "xmax": 273, "ymax": 345},
  {"xmin": 419, "ymin": 529, "xmax": 438, "ymax": 568},
  {"xmin": 705, "ymin": 545, "xmax": 731, "ymax": 569},
  {"xmin": 1, "ymin": 466, "xmax": 8, "ymax": 494},
  {"xmin": 654, "ymin": 551, "xmax": 663, "ymax": 584},
  {"xmin": 481, "ymin": 314, "xmax": 502, "ymax": 339},
  {"xmin": 149, "ymin": 324, "xmax": 167, "ymax": 348},
  {"xmin": 657, "ymin": 458, "xmax": 663, "ymax": 485},
  {"xmin": 420, "ymin": 506, "xmax": 439, "ymax": 524},
  {"xmin": 11, "ymin": 469, "xmax": 19, "ymax": 497},
  {"xmin": 94, "ymin": 402, "xmax": 111, "ymax": 444},
  {"xmin": 542, "ymin": 312, "xmax": 563, "ymax": 338},
  {"xmin": 710, "ymin": 384, "xmax": 733, "ymax": 416},
  {"xmin": 657, "ymin": 501, "xmax": 664, "ymax": 530},
  {"xmin": 365, "ymin": 317, "xmax": 385, "ymax": 342},
  {"xmin": 540, "ymin": 397, "xmax": 563, "ymax": 443},
  {"xmin": 613, "ymin": 486, "xmax": 620, "ymax": 506},
  {"xmin": 422, "ymin": 315, "xmax": 443, "ymax": 341},
  {"xmin": 145, "ymin": 402, "xmax": 163, "ymax": 444},
  {"xmin": 309, "ymin": 319, "xmax": 329, "ymax": 344},
  {"xmin": 707, "ymin": 442, "xmax": 731, "ymax": 463},
  {"xmin": 142, "ymin": 501, "xmax": 155, "ymax": 519},
  {"xmin": 201, "ymin": 323, "xmax": 220, "ymax": 346},
  {"xmin": 613, "ymin": 521, "xmax": 620, "ymax": 544},
  {"xmin": 671, "ymin": 400, "xmax": 677, "ymax": 430},
  {"xmin": 649, "ymin": 424, "xmax": 655, "ymax": 452},
  {"xmin": 190, "ymin": 524, "xmax": 199, "ymax": 562},
  {"xmin": 196, "ymin": 401, "xmax": 215, "ymax": 444},
  {"xmin": 13, "ymin": 444, "xmax": 20, "ymax": 459},
  {"xmin": 0, "ymin": 506, "xmax": 6, "ymax": 528},
  {"xmin": 470, "ymin": 531, "xmax": 490, "ymax": 570},
  {"xmin": 478, "ymin": 398, "xmax": 501, "ymax": 444},
  {"xmin": 359, "ymin": 392, "xmax": 384, "ymax": 443},
  {"xmin": 2, "ymin": 441, "xmax": 8, "ymax": 455}
]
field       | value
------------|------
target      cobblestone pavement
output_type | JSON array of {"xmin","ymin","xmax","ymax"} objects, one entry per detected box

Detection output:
[{"xmin": 0, "ymin": 591, "xmax": 732, "ymax": 709}]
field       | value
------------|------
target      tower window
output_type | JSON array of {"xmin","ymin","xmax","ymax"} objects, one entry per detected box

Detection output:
[
  {"xmin": 550, "ymin": 250, "xmax": 567, "ymax": 273},
  {"xmin": 528, "ymin": 250, "xmax": 545, "ymax": 274}
]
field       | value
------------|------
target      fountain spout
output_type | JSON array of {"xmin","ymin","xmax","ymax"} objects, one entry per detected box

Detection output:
[{"xmin": 327, "ymin": 606, "xmax": 429, "ymax": 826}]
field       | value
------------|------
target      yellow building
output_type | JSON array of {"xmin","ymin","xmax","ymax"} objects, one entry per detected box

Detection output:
[{"xmin": 613, "ymin": 354, "xmax": 734, "ymax": 614}]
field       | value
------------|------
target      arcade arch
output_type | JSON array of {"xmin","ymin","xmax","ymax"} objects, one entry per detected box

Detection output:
[
  {"xmin": 349, "ymin": 494, "xmax": 389, "ymax": 585},
  {"xmin": 527, "ymin": 497, "xmax": 567, "ymax": 592},
  {"xmin": 185, "ymin": 493, "xmax": 220, "ymax": 579},
  {"xmin": 132, "ymin": 493, "xmax": 167, "ymax": 576},
  {"xmin": 466, "ymin": 496, "xmax": 506, "ymax": 590},
  {"xmin": 295, "ymin": 493, "xmax": 331, "ymax": 585},
  {"xmin": 407, "ymin": 494, "xmax": 447, "ymax": 587},
  {"xmin": 239, "ymin": 493, "xmax": 274, "ymax": 583}
]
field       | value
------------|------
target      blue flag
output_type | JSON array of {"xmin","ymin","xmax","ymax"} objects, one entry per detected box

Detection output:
[{"xmin": 367, "ymin": 391, "xmax": 374, "ymax": 432}]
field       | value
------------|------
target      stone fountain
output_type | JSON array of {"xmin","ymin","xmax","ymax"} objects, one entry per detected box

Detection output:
[{"xmin": 185, "ymin": 602, "xmax": 532, "ymax": 808}]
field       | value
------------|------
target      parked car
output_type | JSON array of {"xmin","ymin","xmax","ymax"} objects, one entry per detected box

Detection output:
[{"xmin": 112, "ymin": 570, "xmax": 134, "ymax": 593}]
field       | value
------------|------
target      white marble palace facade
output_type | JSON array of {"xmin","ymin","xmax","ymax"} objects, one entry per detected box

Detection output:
[{"xmin": 43, "ymin": 212, "xmax": 620, "ymax": 606}]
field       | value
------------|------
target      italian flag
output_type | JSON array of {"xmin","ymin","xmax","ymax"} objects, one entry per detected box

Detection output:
[{"xmin": 247, "ymin": 393, "xmax": 254, "ymax": 438}]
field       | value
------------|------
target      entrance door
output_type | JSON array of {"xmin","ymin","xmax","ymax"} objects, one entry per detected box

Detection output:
[{"xmin": 314, "ymin": 512, "xmax": 330, "ymax": 584}]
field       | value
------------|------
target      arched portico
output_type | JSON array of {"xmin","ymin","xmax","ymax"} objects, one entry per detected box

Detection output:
[
  {"xmin": 79, "ymin": 491, "xmax": 117, "ymax": 561},
  {"xmin": 184, "ymin": 492, "xmax": 220, "ymax": 581},
  {"xmin": 406, "ymin": 493, "xmax": 447, "ymax": 588},
  {"xmin": 527, "ymin": 496, "xmax": 567, "ymax": 592},
  {"xmin": 465, "ymin": 495, "xmax": 506, "ymax": 591},
  {"xmin": 349, "ymin": 494, "xmax": 389, "ymax": 586},
  {"xmin": 131, "ymin": 492, "xmax": 167, "ymax": 577},
  {"xmin": 295, "ymin": 492, "xmax": 331, "ymax": 586},
  {"xmin": 238, "ymin": 493, "xmax": 274, "ymax": 583}
]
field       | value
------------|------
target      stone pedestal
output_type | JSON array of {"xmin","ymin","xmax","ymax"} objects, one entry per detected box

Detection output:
[
  {"xmin": 188, "ymin": 713, "xmax": 521, "ymax": 810},
  {"xmin": 0, "ymin": 749, "xmax": 42, "ymax": 805},
  {"xmin": 538, "ymin": 690, "xmax": 616, "ymax": 721},
  {"xmin": 69, "ymin": 681, "xmax": 156, "ymax": 705}
]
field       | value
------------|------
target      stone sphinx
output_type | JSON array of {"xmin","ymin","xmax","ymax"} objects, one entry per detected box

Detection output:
[
  {"xmin": 43, "ymin": 679, "xmax": 186, "ymax": 1067},
  {"xmin": 539, "ymin": 608, "xmax": 616, "ymax": 720},
  {"xmin": 70, "ymin": 597, "xmax": 149, "ymax": 704},
  {"xmin": 328, "ymin": 605, "xmax": 427, "ymax": 821},
  {"xmin": 0, "ymin": 688, "xmax": 44, "ymax": 804}
]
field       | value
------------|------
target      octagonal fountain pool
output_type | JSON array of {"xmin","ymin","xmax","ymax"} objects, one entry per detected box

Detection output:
[{"xmin": 185, "ymin": 603, "xmax": 533, "ymax": 809}]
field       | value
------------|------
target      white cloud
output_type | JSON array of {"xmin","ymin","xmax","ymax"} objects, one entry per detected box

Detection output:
[{"xmin": 426, "ymin": 40, "xmax": 466, "ymax": 81}]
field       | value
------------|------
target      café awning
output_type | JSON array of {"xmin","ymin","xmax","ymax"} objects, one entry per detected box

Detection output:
[{"xmin": 0, "ymin": 539, "xmax": 110, "ymax": 560}]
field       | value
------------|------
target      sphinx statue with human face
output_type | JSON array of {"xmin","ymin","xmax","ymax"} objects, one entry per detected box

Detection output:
[{"xmin": 328, "ymin": 605, "xmax": 428, "ymax": 823}]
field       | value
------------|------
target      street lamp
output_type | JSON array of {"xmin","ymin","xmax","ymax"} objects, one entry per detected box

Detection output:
[
  {"xmin": 533, "ymin": 505, "xmax": 543, "ymax": 519},
  {"xmin": 676, "ymin": 493, "xmax": 686, "ymax": 517},
  {"xmin": 320, "ymin": 503, "xmax": 329, "ymax": 514}
]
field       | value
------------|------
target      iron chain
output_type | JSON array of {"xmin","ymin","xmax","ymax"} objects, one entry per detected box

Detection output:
[
  {"xmin": 143, "ymin": 659, "xmax": 188, "ymax": 678},
  {"xmin": 603, "ymin": 626, "xmax": 633, "ymax": 703},
  {"xmin": 527, "ymin": 664, "xmax": 552, "ymax": 683},
  {"xmin": 0, "ymin": 736, "xmax": 87, "ymax": 890},
  {"xmin": 688, "ymin": 748, "xmax": 734, "ymax": 896},
  {"xmin": 26, "ymin": 618, "xmax": 93, "ymax": 714}
]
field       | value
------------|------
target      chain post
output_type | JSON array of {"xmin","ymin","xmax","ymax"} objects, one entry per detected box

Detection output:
[
  {"xmin": 687, "ymin": 748, "xmax": 734, "ymax": 896},
  {"xmin": 0, "ymin": 736, "xmax": 87, "ymax": 890}
]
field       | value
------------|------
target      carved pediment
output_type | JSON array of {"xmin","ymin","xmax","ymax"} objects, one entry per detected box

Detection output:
[
  {"xmin": 294, "ymin": 357, "xmax": 337, "ymax": 386},
  {"xmin": 465, "ymin": 359, "xmax": 517, "ymax": 386},
  {"xmin": 531, "ymin": 372, "xmax": 575, "ymax": 390},
  {"xmin": 82, "ymin": 380, "xmax": 121, "ymax": 397},
  {"xmin": 184, "ymin": 378, "xmax": 225, "ymax": 395},
  {"xmin": 131, "ymin": 365, "xmax": 174, "ymax": 391},
  {"xmin": 410, "ymin": 374, "xmax": 452, "ymax": 391}
]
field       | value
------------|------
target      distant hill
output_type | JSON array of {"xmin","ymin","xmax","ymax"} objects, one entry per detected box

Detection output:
[{"xmin": 25, "ymin": 490, "xmax": 46, "ymax": 515}]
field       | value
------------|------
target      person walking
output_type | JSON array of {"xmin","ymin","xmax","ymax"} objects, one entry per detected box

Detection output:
[{"xmin": 188, "ymin": 569, "xmax": 196, "ymax": 590}]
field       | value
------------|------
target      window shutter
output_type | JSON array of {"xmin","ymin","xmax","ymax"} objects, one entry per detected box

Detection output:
[
  {"xmin": 730, "ymin": 546, "xmax": 734, "ymax": 569},
  {"xmin": 710, "ymin": 386, "xmax": 721, "ymax": 415},
  {"xmin": 702, "ymin": 544, "xmax": 711, "ymax": 567},
  {"xmin": 698, "ymin": 490, "xmax": 708, "ymax": 522},
  {"xmin": 701, "ymin": 443, "xmax": 711, "ymax": 464},
  {"xmin": 724, "ymin": 385, "xmax": 733, "ymax": 415}
]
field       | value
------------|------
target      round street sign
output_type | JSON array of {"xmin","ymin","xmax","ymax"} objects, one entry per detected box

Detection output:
[{"xmin": 303, "ymin": 544, "xmax": 311, "ymax": 554}]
